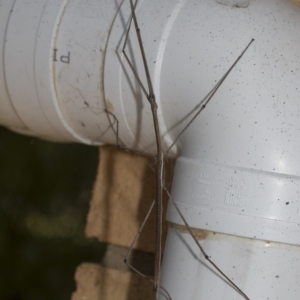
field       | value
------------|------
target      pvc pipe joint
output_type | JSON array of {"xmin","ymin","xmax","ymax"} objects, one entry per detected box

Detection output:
[{"xmin": 1, "ymin": 0, "xmax": 300, "ymax": 299}]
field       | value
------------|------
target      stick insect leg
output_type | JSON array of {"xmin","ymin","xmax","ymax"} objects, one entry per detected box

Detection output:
[
  {"xmin": 106, "ymin": 110, "xmax": 155, "ymax": 157},
  {"xmin": 122, "ymin": 0, "xmax": 149, "ymax": 100},
  {"xmin": 123, "ymin": 198, "xmax": 172, "ymax": 300},
  {"xmin": 124, "ymin": 199, "xmax": 154, "ymax": 273},
  {"xmin": 163, "ymin": 186, "xmax": 250, "ymax": 300},
  {"xmin": 165, "ymin": 38, "xmax": 255, "ymax": 156}
]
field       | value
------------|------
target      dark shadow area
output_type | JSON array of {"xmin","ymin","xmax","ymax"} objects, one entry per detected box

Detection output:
[{"xmin": 0, "ymin": 127, "xmax": 106, "ymax": 300}]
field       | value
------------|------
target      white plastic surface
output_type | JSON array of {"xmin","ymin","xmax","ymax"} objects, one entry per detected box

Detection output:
[
  {"xmin": 0, "ymin": 0, "xmax": 125, "ymax": 143},
  {"xmin": 160, "ymin": 226, "xmax": 300, "ymax": 299},
  {"xmin": 159, "ymin": 0, "xmax": 300, "ymax": 298},
  {"xmin": 4, "ymin": 0, "xmax": 65, "ymax": 140},
  {"xmin": 53, "ymin": 0, "xmax": 124, "ymax": 144},
  {"xmin": 0, "ymin": 1, "xmax": 25, "ymax": 130},
  {"xmin": 0, "ymin": 0, "xmax": 180, "ymax": 150},
  {"xmin": 162, "ymin": 0, "xmax": 300, "ymax": 245},
  {"xmin": 1, "ymin": 0, "xmax": 300, "ymax": 299}
]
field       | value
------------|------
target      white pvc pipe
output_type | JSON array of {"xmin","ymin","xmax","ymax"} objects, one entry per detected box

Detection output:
[
  {"xmin": 158, "ymin": 0, "xmax": 300, "ymax": 298},
  {"xmin": 0, "ymin": 0, "xmax": 26, "ymax": 130},
  {"xmin": 1, "ymin": 0, "xmax": 124, "ymax": 143},
  {"xmin": 1, "ymin": 0, "xmax": 300, "ymax": 299}
]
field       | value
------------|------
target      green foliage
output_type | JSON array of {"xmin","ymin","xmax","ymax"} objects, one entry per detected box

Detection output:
[{"xmin": 0, "ymin": 127, "xmax": 106, "ymax": 300}]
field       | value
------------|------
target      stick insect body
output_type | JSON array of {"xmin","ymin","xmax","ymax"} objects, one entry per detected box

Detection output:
[{"xmin": 108, "ymin": 1, "xmax": 254, "ymax": 299}]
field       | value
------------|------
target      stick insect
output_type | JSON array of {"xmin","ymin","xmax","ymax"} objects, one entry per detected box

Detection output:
[{"xmin": 107, "ymin": 0, "xmax": 254, "ymax": 299}]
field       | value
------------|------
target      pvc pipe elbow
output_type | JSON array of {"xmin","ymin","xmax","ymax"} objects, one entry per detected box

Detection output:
[{"xmin": 1, "ymin": 0, "xmax": 300, "ymax": 299}]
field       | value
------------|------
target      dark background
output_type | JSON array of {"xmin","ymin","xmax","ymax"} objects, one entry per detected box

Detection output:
[{"xmin": 0, "ymin": 127, "xmax": 106, "ymax": 300}]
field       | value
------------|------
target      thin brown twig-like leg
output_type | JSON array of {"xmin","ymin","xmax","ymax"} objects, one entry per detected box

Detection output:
[
  {"xmin": 124, "ymin": 199, "xmax": 155, "ymax": 266},
  {"xmin": 163, "ymin": 186, "xmax": 250, "ymax": 300},
  {"xmin": 123, "ymin": 199, "xmax": 172, "ymax": 300},
  {"xmin": 165, "ymin": 38, "xmax": 254, "ymax": 156}
]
